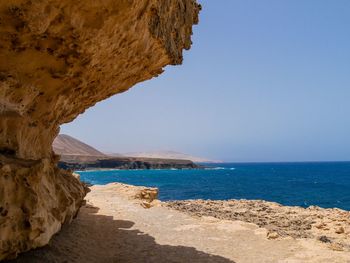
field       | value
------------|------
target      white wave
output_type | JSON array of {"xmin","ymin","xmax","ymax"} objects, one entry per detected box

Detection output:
[{"xmin": 204, "ymin": 167, "xmax": 228, "ymax": 170}]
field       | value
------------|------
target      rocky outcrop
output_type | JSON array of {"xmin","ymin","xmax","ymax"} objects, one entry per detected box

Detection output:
[
  {"xmin": 0, "ymin": 156, "xmax": 88, "ymax": 259},
  {"xmin": 58, "ymin": 156, "xmax": 200, "ymax": 170},
  {"xmin": 103, "ymin": 183, "xmax": 160, "ymax": 208},
  {"xmin": 166, "ymin": 200, "xmax": 350, "ymax": 251},
  {"xmin": 0, "ymin": 0, "xmax": 200, "ymax": 260},
  {"xmin": 53, "ymin": 135, "xmax": 201, "ymax": 170}
]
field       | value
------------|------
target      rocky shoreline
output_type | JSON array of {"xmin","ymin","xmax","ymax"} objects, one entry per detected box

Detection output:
[
  {"xmin": 10, "ymin": 183, "xmax": 350, "ymax": 263},
  {"xmin": 166, "ymin": 199, "xmax": 350, "ymax": 252},
  {"xmin": 58, "ymin": 155, "xmax": 201, "ymax": 170}
]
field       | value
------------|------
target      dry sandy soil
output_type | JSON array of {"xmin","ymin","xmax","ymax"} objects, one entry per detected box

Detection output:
[{"xmin": 9, "ymin": 183, "xmax": 350, "ymax": 263}]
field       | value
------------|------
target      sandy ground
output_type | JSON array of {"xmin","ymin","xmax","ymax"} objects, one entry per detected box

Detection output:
[{"xmin": 10, "ymin": 183, "xmax": 350, "ymax": 263}]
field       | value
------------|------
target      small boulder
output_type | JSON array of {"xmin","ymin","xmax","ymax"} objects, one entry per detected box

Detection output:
[
  {"xmin": 141, "ymin": 201, "xmax": 152, "ymax": 209},
  {"xmin": 329, "ymin": 243, "xmax": 344, "ymax": 251},
  {"xmin": 335, "ymin": 227, "xmax": 345, "ymax": 234},
  {"xmin": 318, "ymin": 236, "xmax": 332, "ymax": 243},
  {"xmin": 136, "ymin": 188, "xmax": 159, "ymax": 202},
  {"xmin": 314, "ymin": 222, "xmax": 326, "ymax": 229},
  {"xmin": 267, "ymin": 231, "xmax": 279, "ymax": 239}
]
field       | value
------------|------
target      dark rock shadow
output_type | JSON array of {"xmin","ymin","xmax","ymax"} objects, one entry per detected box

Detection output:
[{"xmin": 8, "ymin": 205, "xmax": 235, "ymax": 263}]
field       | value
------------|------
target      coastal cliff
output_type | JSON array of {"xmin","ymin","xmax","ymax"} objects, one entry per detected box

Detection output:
[
  {"xmin": 58, "ymin": 156, "xmax": 200, "ymax": 170},
  {"xmin": 53, "ymin": 134, "xmax": 201, "ymax": 170},
  {"xmin": 0, "ymin": 0, "xmax": 200, "ymax": 260}
]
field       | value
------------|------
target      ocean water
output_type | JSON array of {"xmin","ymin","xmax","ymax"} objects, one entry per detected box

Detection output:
[{"xmin": 77, "ymin": 162, "xmax": 350, "ymax": 211}]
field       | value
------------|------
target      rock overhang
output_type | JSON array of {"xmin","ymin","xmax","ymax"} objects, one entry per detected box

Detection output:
[
  {"xmin": 0, "ymin": 0, "xmax": 200, "ymax": 160},
  {"xmin": 0, "ymin": 0, "xmax": 200, "ymax": 260}
]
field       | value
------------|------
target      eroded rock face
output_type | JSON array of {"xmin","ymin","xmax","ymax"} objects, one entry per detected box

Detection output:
[
  {"xmin": 0, "ymin": 0, "xmax": 199, "ymax": 260},
  {"xmin": 0, "ymin": 156, "xmax": 88, "ymax": 259}
]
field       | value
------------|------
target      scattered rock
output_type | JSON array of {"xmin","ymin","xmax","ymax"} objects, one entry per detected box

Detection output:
[
  {"xmin": 141, "ymin": 201, "xmax": 152, "ymax": 209},
  {"xmin": 314, "ymin": 222, "xmax": 326, "ymax": 229},
  {"xmin": 138, "ymin": 188, "xmax": 159, "ymax": 209},
  {"xmin": 329, "ymin": 243, "xmax": 344, "ymax": 251},
  {"xmin": 166, "ymin": 199, "xmax": 350, "ymax": 252},
  {"xmin": 102, "ymin": 183, "xmax": 160, "ymax": 209},
  {"xmin": 267, "ymin": 231, "xmax": 279, "ymax": 239},
  {"xmin": 335, "ymin": 227, "xmax": 345, "ymax": 234},
  {"xmin": 318, "ymin": 236, "xmax": 332, "ymax": 243},
  {"xmin": 135, "ymin": 188, "xmax": 159, "ymax": 203}
]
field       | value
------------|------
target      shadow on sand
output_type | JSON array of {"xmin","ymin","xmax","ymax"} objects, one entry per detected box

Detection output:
[{"xmin": 9, "ymin": 205, "xmax": 235, "ymax": 263}]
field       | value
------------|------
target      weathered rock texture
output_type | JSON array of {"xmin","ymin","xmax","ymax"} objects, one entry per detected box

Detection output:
[
  {"xmin": 101, "ymin": 183, "xmax": 160, "ymax": 209},
  {"xmin": 0, "ymin": 157, "xmax": 88, "ymax": 260},
  {"xmin": 167, "ymin": 200, "xmax": 350, "ymax": 251},
  {"xmin": 0, "ymin": 0, "xmax": 200, "ymax": 260}
]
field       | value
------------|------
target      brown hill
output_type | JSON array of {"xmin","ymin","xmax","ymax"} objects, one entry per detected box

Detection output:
[{"xmin": 53, "ymin": 134, "xmax": 106, "ymax": 157}]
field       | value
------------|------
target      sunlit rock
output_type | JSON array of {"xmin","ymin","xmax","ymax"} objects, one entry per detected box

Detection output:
[{"xmin": 0, "ymin": 0, "xmax": 200, "ymax": 259}]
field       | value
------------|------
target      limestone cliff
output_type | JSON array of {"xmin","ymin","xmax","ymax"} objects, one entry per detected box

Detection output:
[{"xmin": 0, "ymin": 0, "xmax": 200, "ymax": 260}]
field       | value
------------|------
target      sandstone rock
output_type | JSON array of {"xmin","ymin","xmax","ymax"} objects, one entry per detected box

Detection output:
[
  {"xmin": 138, "ymin": 188, "xmax": 159, "ymax": 202},
  {"xmin": 136, "ymin": 187, "xmax": 159, "ymax": 208},
  {"xmin": 335, "ymin": 227, "xmax": 345, "ymax": 234},
  {"xmin": 314, "ymin": 222, "xmax": 326, "ymax": 229},
  {"xmin": 0, "ymin": 0, "xmax": 200, "ymax": 160},
  {"xmin": 151, "ymin": 199, "xmax": 162, "ymax": 207},
  {"xmin": 141, "ymin": 201, "xmax": 152, "ymax": 209},
  {"xmin": 0, "ymin": 0, "xmax": 200, "ymax": 259},
  {"xmin": 0, "ymin": 156, "xmax": 88, "ymax": 260},
  {"xmin": 329, "ymin": 243, "xmax": 344, "ymax": 251},
  {"xmin": 267, "ymin": 231, "xmax": 279, "ymax": 239},
  {"xmin": 72, "ymin": 172, "xmax": 80, "ymax": 180}
]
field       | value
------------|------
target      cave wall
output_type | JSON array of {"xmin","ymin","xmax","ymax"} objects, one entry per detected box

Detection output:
[{"xmin": 0, "ymin": 0, "xmax": 200, "ymax": 260}]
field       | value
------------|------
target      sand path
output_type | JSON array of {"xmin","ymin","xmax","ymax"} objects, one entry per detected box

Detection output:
[{"xmin": 10, "ymin": 183, "xmax": 350, "ymax": 263}]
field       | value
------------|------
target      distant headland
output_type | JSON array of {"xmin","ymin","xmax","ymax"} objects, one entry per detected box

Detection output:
[{"xmin": 53, "ymin": 134, "xmax": 206, "ymax": 170}]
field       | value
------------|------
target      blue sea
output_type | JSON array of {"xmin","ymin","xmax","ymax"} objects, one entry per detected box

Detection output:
[{"xmin": 77, "ymin": 162, "xmax": 350, "ymax": 211}]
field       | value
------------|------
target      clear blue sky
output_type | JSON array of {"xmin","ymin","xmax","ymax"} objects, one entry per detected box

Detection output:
[{"xmin": 61, "ymin": 0, "xmax": 350, "ymax": 162}]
